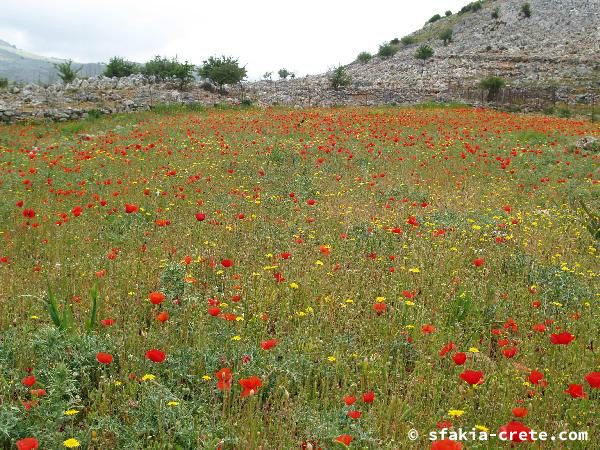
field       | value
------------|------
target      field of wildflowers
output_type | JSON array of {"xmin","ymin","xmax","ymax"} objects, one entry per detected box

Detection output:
[{"xmin": 0, "ymin": 106, "xmax": 598, "ymax": 449}]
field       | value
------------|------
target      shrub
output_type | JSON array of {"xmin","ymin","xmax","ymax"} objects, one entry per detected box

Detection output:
[
  {"xmin": 278, "ymin": 68, "xmax": 293, "ymax": 80},
  {"xmin": 378, "ymin": 42, "xmax": 398, "ymax": 58},
  {"xmin": 479, "ymin": 76, "xmax": 506, "ymax": 101},
  {"xmin": 329, "ymin": 65, "xmax": 351, "ymax": 91},
  {"xmin": 54, "ymin": 60, "xmax": 81, "ymax": 84},
  {"xmin": 142, "ymin": 56, "xmax": 195, "ymax": 86},
  {"xmin": 491, "ymin": 7, "xmax": 500, "ymax": 19},
  {"xmin": 439, "ymin": 28, "xmax": 453, "ymax": 46},
  {"xmin": 428, "ymin": 14, "xmax": 442, "ymax": 24},
  {"xmin": 262, "ymin": 72, "xmax": 273, "ymax": 81},
  {"xmin": 104, "ymin": 57, "xmax": 139, "ymax": 78},
  {"xmin": 521, "ymin": 3, "xmax": 531, "ymax": 17},
  {"xmin": 401, "ymin": 35, "xmax": 416, "ymax": 46},
  {"xmin": 0, "ymin": 77, "xmax": 8, "ymax": 89},
  {"xmin": 445, "ymin": 10, "xmax": 452, "ymax": 16},
  {"xmin": 356, "ymin": 52, "xmax": 372, "ymax": 63},
  {"xmin": 459, "ymin": 1, "xmax": 482, "ymax": 14},
  {"xmin": 198, "ymin": 56, "xmax": 247, "ymax": 92},
  {"xmin": 390, "ymin": 38, "xmax": 400, "ymax": 45},
  {"xmin": 415, "ymin": 44, "xmax": 434, "ymax": 60}
]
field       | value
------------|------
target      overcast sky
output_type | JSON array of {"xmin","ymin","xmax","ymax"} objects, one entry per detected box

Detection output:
[{"xmin": 1, "ymin": 0, "xmax": 468, "ymax": 80}]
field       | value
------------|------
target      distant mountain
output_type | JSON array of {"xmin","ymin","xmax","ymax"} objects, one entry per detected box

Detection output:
[{"xmin": 0, "ymin": 39, "xmax": 105, "ymax": 84}]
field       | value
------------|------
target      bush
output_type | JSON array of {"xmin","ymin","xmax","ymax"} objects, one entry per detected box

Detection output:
[
  {"xmin": 479, "ymin": 76, "xmax": 506, "ymax": 101},
  {"xmin": 198, "ymin": 56, "xmax": 247, "ymax": 93},
  {"xmin": 428, "ymin": 14, "xmax": 442, "ymax": 24},
  {"xmin": 401, "ymin": 35, "xmax": 416, "ymax": 46},
  {"xmin": 356, "ymin": 52, "xmax": 372, "ymax": 63},
  {"xmin": 439, "ymin": 28, "xmax": 453, "ymax": 46},
  {"xmin": 415, "ymin": 44, "xmax": 434, "ymax": 60},
  {"xmin": 329, "ymin": 65, "xmax": 351, "ymax": 91},
  {"xmin": 142, "ymin": 56, "xmax": 195, "ymax": 86},
  {"xmin": 390, "ymin": 38, "xmax": 400, "ymax": 45},
  {"xmin": 445, "ymin": 10, "xmax": 452, "ymax": 16},
  {"xmin": 378, "ymin": 42, "xmax": 398, "ymax": 58},
  {"xmin": 459, "ymin": 1, "xmax": 482, "ymax": 14},
  {"xmin": 491, "ymin": 7, "xmax": 500, "ymax": 19},
  {"xmin": 0, "ymin": 78, "xmax": 8, "ymax": 89},
  {"xmin": 521, "ymin": 3, "xmax": 531, "ymax": 17},
  {"xmin": 54, "ymin": 60, "xmax": 81, "ymax": 84},
  {"xmin": 278, "ymin": 68, "xmax": 293, "ymax": 80},
  {"xmin": 104, "ymin": 57, "xmax": 139, "ymax": 78}
]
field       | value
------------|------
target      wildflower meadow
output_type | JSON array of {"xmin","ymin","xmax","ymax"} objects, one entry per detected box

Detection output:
[{"xmin": 0, "ymin": 105, "xmax": 598, "ymax": 449}]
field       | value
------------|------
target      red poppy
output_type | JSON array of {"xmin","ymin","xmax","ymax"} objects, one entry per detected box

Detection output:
[
  {"xmin": 532, "ymin": 323, "xmax": 546, "ymax": 332},
  {"xmin": 260, "ymin": 339, "xmax": 278, "ymax": 350},
  {"xmin": 431, "ymin": 439, "xmax": 463, "ymax": 450},
  {"xmin": 373, "ymin": 302, "xmax": 386, "ymax": 315},
  {"xmin": 280, "ymin": 252, "xmax": 291, "ymax": 259},
  {"xmin": 421, "ymin": 324, "xmax": 435, "ymax": 334},
  {"xmin": 512, "ymin": 407, "xmax": 528, "ymax": 418},
  {"xmin": 452, "ymin": 352, "xmax": 467, "ymax": 365},
  {"xmin": 101, "ymin": 318, "xmax": 115, "ymax": 326},
  {"xmin": 156, "ymin": 311, "xmax": 169, "ymax": 323},
  {"xmin": 145, "ymin": 349, "xmax": 166, "ymax": 363},
  {"xmin": 216, "ymin": 368, "xmax": 232, "ymax": 391},
  {"xmin": 319, "ymin": 245, "xmax": 331, "ymax": 255},
  {"xmin": 503, "ymin": 347, "xmax": 518, "ymax": 358},
  {"xmin": 498, "ymin": 421, "xmax": 534, "ymax": 442},
  {"xmin": 273, "ymin": 272, "xmax": 285, "ymax": 283},
  {"xmin": 208, "ymin": 307, "xmax": 221, "ymax": 316},
  {"xmin": 306, "ymin": 199, "xmax": 316, "ymax": 205},
  {"xmin": 584, "ymin": 371, "xmax": 600, "ymax": 388},
  {"xmin": 195, "ymin": 213, "xmax": 206, "ymax": 221},
  {"xmin": 362, "ymin": 391, "xmax": 375, "ymax": 403},
  {"xmin": 149, "ymin": 291, "xmax": 165, "ymax": 305},
  {"xmin": 16, "ymin": 437, "xmax": 39, "ymax": 450},
  {"xmin": 239, "ymin": 375, "xmax": 262, "ymax": 397},
  {"xmin": 124, "ymin": 203, "xmax": 138, "ymax": 213},
  {"xmin": 221, "ymin": 259, "xmax": 233, "ymax": 268},
  {"xmin": 564, "ymin": 384, "xmax": 586, "ymax": 398},
  {"xmin": 96, "ymin": 352, "xmax": 113, "ymax": 365},
  {"xmin": 459, "ymin": 370, "xmax": 484, "ymax": 385},
  {"xmin": 22, "ymin": 209, "xmax": 36, "ymax": 219},
  {"xmin": 472, "ymin": 258, "xmax": 485, "ymax": 267},
  {"xmin": 334, "ymin": 435, "xmax": 352, "ymax": 446},
  {"xmin": 343, "ymin": 395, "xmax": 356, "ymax": 406},
  {"xmin": 550, "ymin": 332, "xmax": 575, "ymax": 345},
  {"xmin": 22, "ymin": 375, "xmax": 36, "ymax": 387},
  {"xmin": 347, "ymin": 410, "xmax": 361, "ymax": 419},
  {"xmin": 439, "ymin": 341, "xmax": 456, "ymax": 358},
  {"xmin": 30, "ymin": 389, "xmax": 46, "ymax": 397},
  {"xmin": 528, "ymin": 370, "xmax": 546, "ymax": 386}
]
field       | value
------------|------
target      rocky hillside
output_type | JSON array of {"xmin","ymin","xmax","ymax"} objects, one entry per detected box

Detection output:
[
  {"xmin": 0, "ymin": 39, "xmax": 104, "ymax": 84},
  {"xmin": 246, "ymin": 0, "xmax": 600, "ymax": 105}
]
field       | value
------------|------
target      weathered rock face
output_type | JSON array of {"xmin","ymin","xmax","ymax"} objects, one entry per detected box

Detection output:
[
  {"xmin": 0, "ymin": 0, "xmax": 598, "ymax": 122},
  {"xmin": 243, "ymin": 0, "xmax": 599, "ymax": 107},
  {"xmin": 0, "ymin": 75, "xmax": 235, "ymax": 123}
]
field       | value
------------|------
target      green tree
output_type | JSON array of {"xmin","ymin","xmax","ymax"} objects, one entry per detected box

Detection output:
[
  {"xmin": 329, "ymin": 65, "xmax": 351, "ymax": 91},
  {"xmin": 54, "ymin": 60, "xmax": 82, "ymax": 84},
  {"xmin": 445, "ymin": 10, "xmax": 452, "ymax": 16},
  {"xmin": 142, "ymin": 56, "xmax": 195, "ymax": 86},
  {"xmin": 378, "ymin": 42, "xmax": 398, "ymax": 58},
  {"xmin": 439, "ymin": 28, "xmax": 453, "ymax": 46},
  {"xmin": 428, "ymin": 14, "xmax": 442, "ymax": 24},
  {"xmin": 401, "ymin": 35, "xmax": 416, "ymax": 46},
  {"xmin": 356, "ymin": 52, "xmax": 372, "ymax": 64},
  {"xmin": 198, "ymin": 56, "xmax": 247, "ymax": 93},
  {"xmin": 479, "ymin": 76, "xmax": 506, "ymax": 101},
  {"xmin": 415, "ymin": 45, "xmax": 434, "ymax": 60},
  {"xmin": 278, "ymin": 68, "xmax": 293, "ymax": 80},
  {"xmin": 104, "ymin": 57, "xmax": 139, "ymax": 78}
]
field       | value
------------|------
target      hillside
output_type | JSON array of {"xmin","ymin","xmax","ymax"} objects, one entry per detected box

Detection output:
[
  {"xmin": 246, "ymin": 0, "xmax": 600, "ymax": 105},
  {"xmin": 0, "ymin": 39, "xmax": 105, "ymax": 84}
]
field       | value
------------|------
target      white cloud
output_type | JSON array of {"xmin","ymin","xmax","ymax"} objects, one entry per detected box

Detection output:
[{"xmin": 1, "ymin": 0, "xmax": 469, "ymax": 79}]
